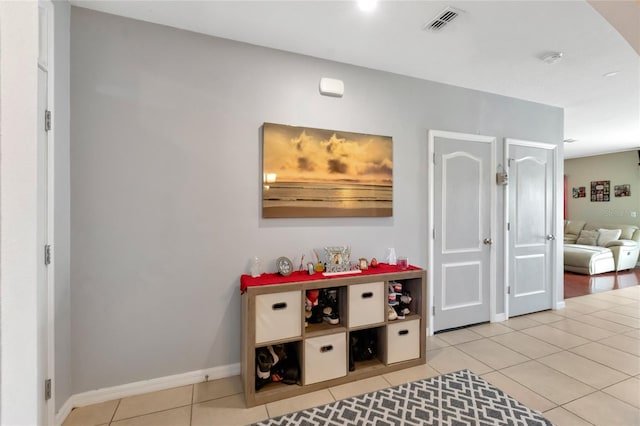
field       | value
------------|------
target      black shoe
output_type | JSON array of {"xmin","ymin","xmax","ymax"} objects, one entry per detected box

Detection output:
[{"xmin": 256, "ymin": 348, "xmax": 274, "ymax": 380}]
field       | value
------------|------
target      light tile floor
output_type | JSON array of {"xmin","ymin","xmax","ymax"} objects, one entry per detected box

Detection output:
[{"xmin": 63, "ymin": 285, "xmax": 640, "ymax": 426}]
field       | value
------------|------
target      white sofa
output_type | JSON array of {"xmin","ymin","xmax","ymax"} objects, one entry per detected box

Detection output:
[{"xmin": 564, "ymin": 221, "xmax": 640, "ymax": 275}]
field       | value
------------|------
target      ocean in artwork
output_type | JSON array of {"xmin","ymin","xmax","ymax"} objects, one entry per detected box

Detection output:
[{"xmin": 263, "ymin": 181, "xmax": 392, "ymax": 218}]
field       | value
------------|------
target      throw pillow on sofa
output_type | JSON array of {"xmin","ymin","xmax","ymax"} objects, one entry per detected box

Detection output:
[
  {"xmin": 597, "ymin": 228, "xmax": 622, "ymax": 246},
  {"xmin": 576, "ymin": 230, "xmax": 598, "ymax": 246}
]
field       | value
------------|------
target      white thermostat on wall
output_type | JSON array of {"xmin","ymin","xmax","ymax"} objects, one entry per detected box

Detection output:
[{"xmin": 319, "ymin": 78, "xmax": 344, "ymax": 98}]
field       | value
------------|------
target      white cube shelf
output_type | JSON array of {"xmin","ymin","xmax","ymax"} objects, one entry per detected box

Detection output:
[
  {"xmin": 386, "ymin": 319, "xmax": 420, "ymax": 364},
  {"xmin": 255, "ymin": 290, "xmax": 301, "ymax": 344},
  {"xmin": 304, "ymin": 332, "xmax": 347, "ymax": 385},
  {"xmin": 241, "ymin": 269, "xmax": 426, "ymax": 407},
  {"xmin": 348, "ymin": 281, "xmax": 385, "ymax": 328}
]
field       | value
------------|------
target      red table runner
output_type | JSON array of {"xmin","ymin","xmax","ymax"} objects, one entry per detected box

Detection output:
[{"xmin": 240, "ymin": 263, "xmax": 422, "ymax": 293}]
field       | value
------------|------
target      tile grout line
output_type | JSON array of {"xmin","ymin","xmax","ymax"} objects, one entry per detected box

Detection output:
[
  {"xmin": 112, "ymin": 404, "xmax": 194, "ymax": 425},
  {"xmin": 555, "ymin": 386, "xmax": 639, "ymax": 425},
  {"xmin": 108, "ymin": 399, "xmax": 121, "ymax": 426},
  {"xmin": 479, "ymin": 370, "xmax": 558, "ymax": 412},
  {"xmin": 566, "ymin": 340, "xmax": 640, "ymax": 375},
  {"xmin": 189, "ymin": 384, "xmax": 194, "ymax": 426}
]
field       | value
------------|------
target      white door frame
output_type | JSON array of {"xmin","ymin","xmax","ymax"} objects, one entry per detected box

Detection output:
[
  {"xmin": 39, "ymin": 1, "xmax": 56, "ymax": 423},
  {"xmin": 428, "ymin": 130, "xmax": 497, "ymax": 335},
  {"xmin": 504, "ymin": 138, "xmax": 560, "ymax": 319}
]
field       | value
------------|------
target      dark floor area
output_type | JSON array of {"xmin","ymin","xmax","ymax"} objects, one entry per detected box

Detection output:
[{"xmin": 564, "ymin": 266, "xmax": 640, "ymax": 298}]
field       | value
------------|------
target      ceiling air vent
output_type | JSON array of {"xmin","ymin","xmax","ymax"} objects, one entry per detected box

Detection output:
[{"xmin": 423, "ymin": 6, "xmax": 462, "ymax": 32}]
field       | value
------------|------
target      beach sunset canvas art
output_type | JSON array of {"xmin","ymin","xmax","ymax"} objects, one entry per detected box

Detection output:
[{"xmin": 262, "ymin": 123, "xmax": 393, "ymax": 218}]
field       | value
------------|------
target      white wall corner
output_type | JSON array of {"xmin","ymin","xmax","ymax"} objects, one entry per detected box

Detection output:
[{"xmin": 55, "ymin": 363, "xmax": 240, "ymax": 426}]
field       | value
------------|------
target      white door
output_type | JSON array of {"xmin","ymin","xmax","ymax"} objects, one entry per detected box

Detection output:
[
  {"xmin": 430, "ymin": 131, "xmax": 495, "ymax": 332},
  {"xmin": 507, "ymin": 140, "xmax": 555, "ymax": 317}
]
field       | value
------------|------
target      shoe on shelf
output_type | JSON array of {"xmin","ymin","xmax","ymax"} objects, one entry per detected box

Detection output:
[
  {"xmin": 387, "ymin": 305, "xmax": 398, "ymax": 321},
  {"xmin": 323, "ymin": 311, "xmax": 339, "ymax": 325},
  {"xmin": 256, "ymin": 348, "xmax": 274, "ymax": 380},
  {"xmin": 322, "ymin": 306, "xmax": 339, "ymax": 324},
  {"xmin": 271, "ymin": 344, "xmax": 286, "ymax": 363}
]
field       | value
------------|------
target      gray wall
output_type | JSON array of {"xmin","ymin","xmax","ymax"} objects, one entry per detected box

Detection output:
[
  {"xmin": 70, "ymin": 7, "xmax": 563, "ymax": 393},
  {"xmin": 565, "ymin": 150, "xmax": 640, "ymax": 227},
  {"xmin": 53, "ymin": 0, "xmax": 72, "ymax": 411}
]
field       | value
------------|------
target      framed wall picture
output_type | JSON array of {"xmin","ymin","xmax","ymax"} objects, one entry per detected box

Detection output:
[
  {"xmin": 572, "ymin": 187, "xmax": 586, "ymax": 198},
  {"xmin": 590, "ymin": 180, "xmax": 610, "ymax": 202},
  {"xmin": 614, "ymin": 184, "xmax": 631, "ymax": 197},
  {"xmin": 262, "ymin": 123, "xmax": 393, "ymax": 218}
]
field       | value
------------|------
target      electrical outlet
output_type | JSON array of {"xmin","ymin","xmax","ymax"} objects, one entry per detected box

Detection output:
[{"xmin": 631, "ymin": 211, "xmax": 638, "ymax": 218}]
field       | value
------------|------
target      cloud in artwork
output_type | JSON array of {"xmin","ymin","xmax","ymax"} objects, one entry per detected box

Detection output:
[
  {"xmin": 297, "ymin": 157, "xmax": 314, "ymax": 171},
  {"xmin": 327, "ymin": 158, "xmax": 348, "ymax": 174},
  {"xmin": 263, "ymin": 123, "xmax": 392, "ymax": 184}
]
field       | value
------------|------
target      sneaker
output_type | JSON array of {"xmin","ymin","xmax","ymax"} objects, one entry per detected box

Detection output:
[
  {"xmin": 400, "ymin": 293, "xmax": 412, "ymax": 304},
  {"xmin": 323, "ymin": 311, "xmax": 339, "ymax": 325},
  {"xmin": 387, "ymin": 305, "xmax": 398, "ymax": 321},
  {"xmin": 270, "ymin": 344, "xmax": 286, "ymax": 363},
  {"xmin": 323, "ymin": 306, "xmax": 339, "ymax": 324},
  {"xmin": 256, "ymin": 348, "xmax": 274, "ymax": 380}
]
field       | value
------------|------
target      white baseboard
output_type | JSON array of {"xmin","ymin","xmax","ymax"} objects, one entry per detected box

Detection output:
[
  {"xmin": 55, "ymin": 398, "xmax": 75, "ymax": 426},
  {"xmin": 493, "ymin": 313, "xmax": 507, "ymax": 322},
  {"xmin": 55, "ymin": 362, "xmax": 240, "ymax": 426}
]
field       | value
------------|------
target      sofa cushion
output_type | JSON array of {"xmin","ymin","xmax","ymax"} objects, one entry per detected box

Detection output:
[
  {"xmin": 605, "ymin": 239, "xmax": 637, "ymax": 248},
  {"xmin": 618, "ymin": 225, "xmax": 639, "ymax": 241},
  {"xmin": 597, "ymin": 228, "xmax": 621, "ymax": 246},
  {"xmin": 564, "ymin": 234, "xmax": 578, "ymax": 244},
  {"xmin": 583, "ymin": 223, "xmax": 640, "ymax": 242},
  {"xmin": 576, "ymin": 230, "xmax": 598, "ymax": 246},
  {"xmin": 565, "ymin": 220, "xmax": 586, "ymax": 236}
]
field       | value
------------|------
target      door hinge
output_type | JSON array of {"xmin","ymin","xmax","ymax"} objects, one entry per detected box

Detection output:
[
  {"xmin": 433, "ymin": 228, "xmax": 436, "ymax": 239},
  {"xmin": 44, "ymin": 244, "xmax": 51, "ymax": 266},
  {"xmin": 507, "ymin": 158, "xmax": 512, "ymax": 167},
  {"xmin": 507, "ymin": 286, "xmax": 511, "ymax": 295},
  {"xmin": 44, "ymin": 378, "xmax": 52, "ymax": 401},
  {"xmin": 507, "ymin": 222, "xmax": 510, "ymax": 231},
  {"xmin": 432, "ymin": 306, "xmax": 435, "ymax": 316},
  {"xmin": 433, "ymin": 153, "xmax": 436, "ymax": 164},
  {"xmin": 45, "ymin": 110, "xmax": 51, "ymax": 132}
]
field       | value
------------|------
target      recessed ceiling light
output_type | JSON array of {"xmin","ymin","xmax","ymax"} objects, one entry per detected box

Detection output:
[
  {"xmin": 563, "ymin": 138, "xmax": 578, "ymax": 143},
  {"xmin": 603, "ymin": 71, "xmax": 620, "ymax": 78},
  {"xmin": 540, "ymin": 52, "xmax": 563, "ymax": 64},
  {"xmin": 358, "ymin": 0, "xmax": 377, "ymax": 12}
]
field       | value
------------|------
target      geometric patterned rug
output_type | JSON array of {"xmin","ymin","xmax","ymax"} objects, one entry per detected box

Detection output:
[{"xmin": 254, "ymin": 369, "xmax": 553, "ymax": 426}]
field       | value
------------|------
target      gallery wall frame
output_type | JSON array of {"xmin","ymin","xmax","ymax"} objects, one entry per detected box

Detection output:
[
  {"xmin": 262, "ymin": 123, "xmax": 393, "ymax": 218},
  {"xmin": 590, "ymin": 180, "xmax": 610, "ymax": 202},
  {"xmin": 572, "ymin": 187, "xmax": 586, "ymax": 198},
  {"xmin": 614, "ymin": 184, "xmax": 631, "ymax": 197}
]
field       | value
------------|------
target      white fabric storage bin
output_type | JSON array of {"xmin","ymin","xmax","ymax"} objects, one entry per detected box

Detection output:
[
  {"xmin": 348, "ymin": 281, "xmax": 385, "ymax": 328},
  {"xmin": 255, "ymin": 290, "xmax": 301, "ymax": 344},
  {"xmin": 304, "ymin": 332, "xmax": 347, "ymax": 385},
  {"xmin": 386, "ymin": 319, "xmax": 420, "ymax": 364}
]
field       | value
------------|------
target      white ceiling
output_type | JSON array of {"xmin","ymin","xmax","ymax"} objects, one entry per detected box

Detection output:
[{"xmin": 71, "ymin": 0, "xmax": 640, "ymax": 159}]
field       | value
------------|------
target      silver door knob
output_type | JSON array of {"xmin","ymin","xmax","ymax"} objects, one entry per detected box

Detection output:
[
  {"xmin": 546, "ymin": 234, "xmax": 556, "ymax": 240},
  {"xmin": 483, "ymin": 238, "xmax": 493, "ymax": 245}
]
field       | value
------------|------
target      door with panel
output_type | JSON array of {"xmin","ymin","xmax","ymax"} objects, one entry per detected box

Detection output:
[
  {"xmin": 507, "ymin": 140, "xmax": 556, "ymax": 316},
  {"xmin": 430, "ymin": 131, "xmax": 495, "ymax": 332}
]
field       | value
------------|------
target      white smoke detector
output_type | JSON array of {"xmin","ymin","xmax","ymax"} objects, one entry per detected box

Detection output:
[{"xmin": 541, "ymin": 52, "xmax": 564, "ymax": 64}]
